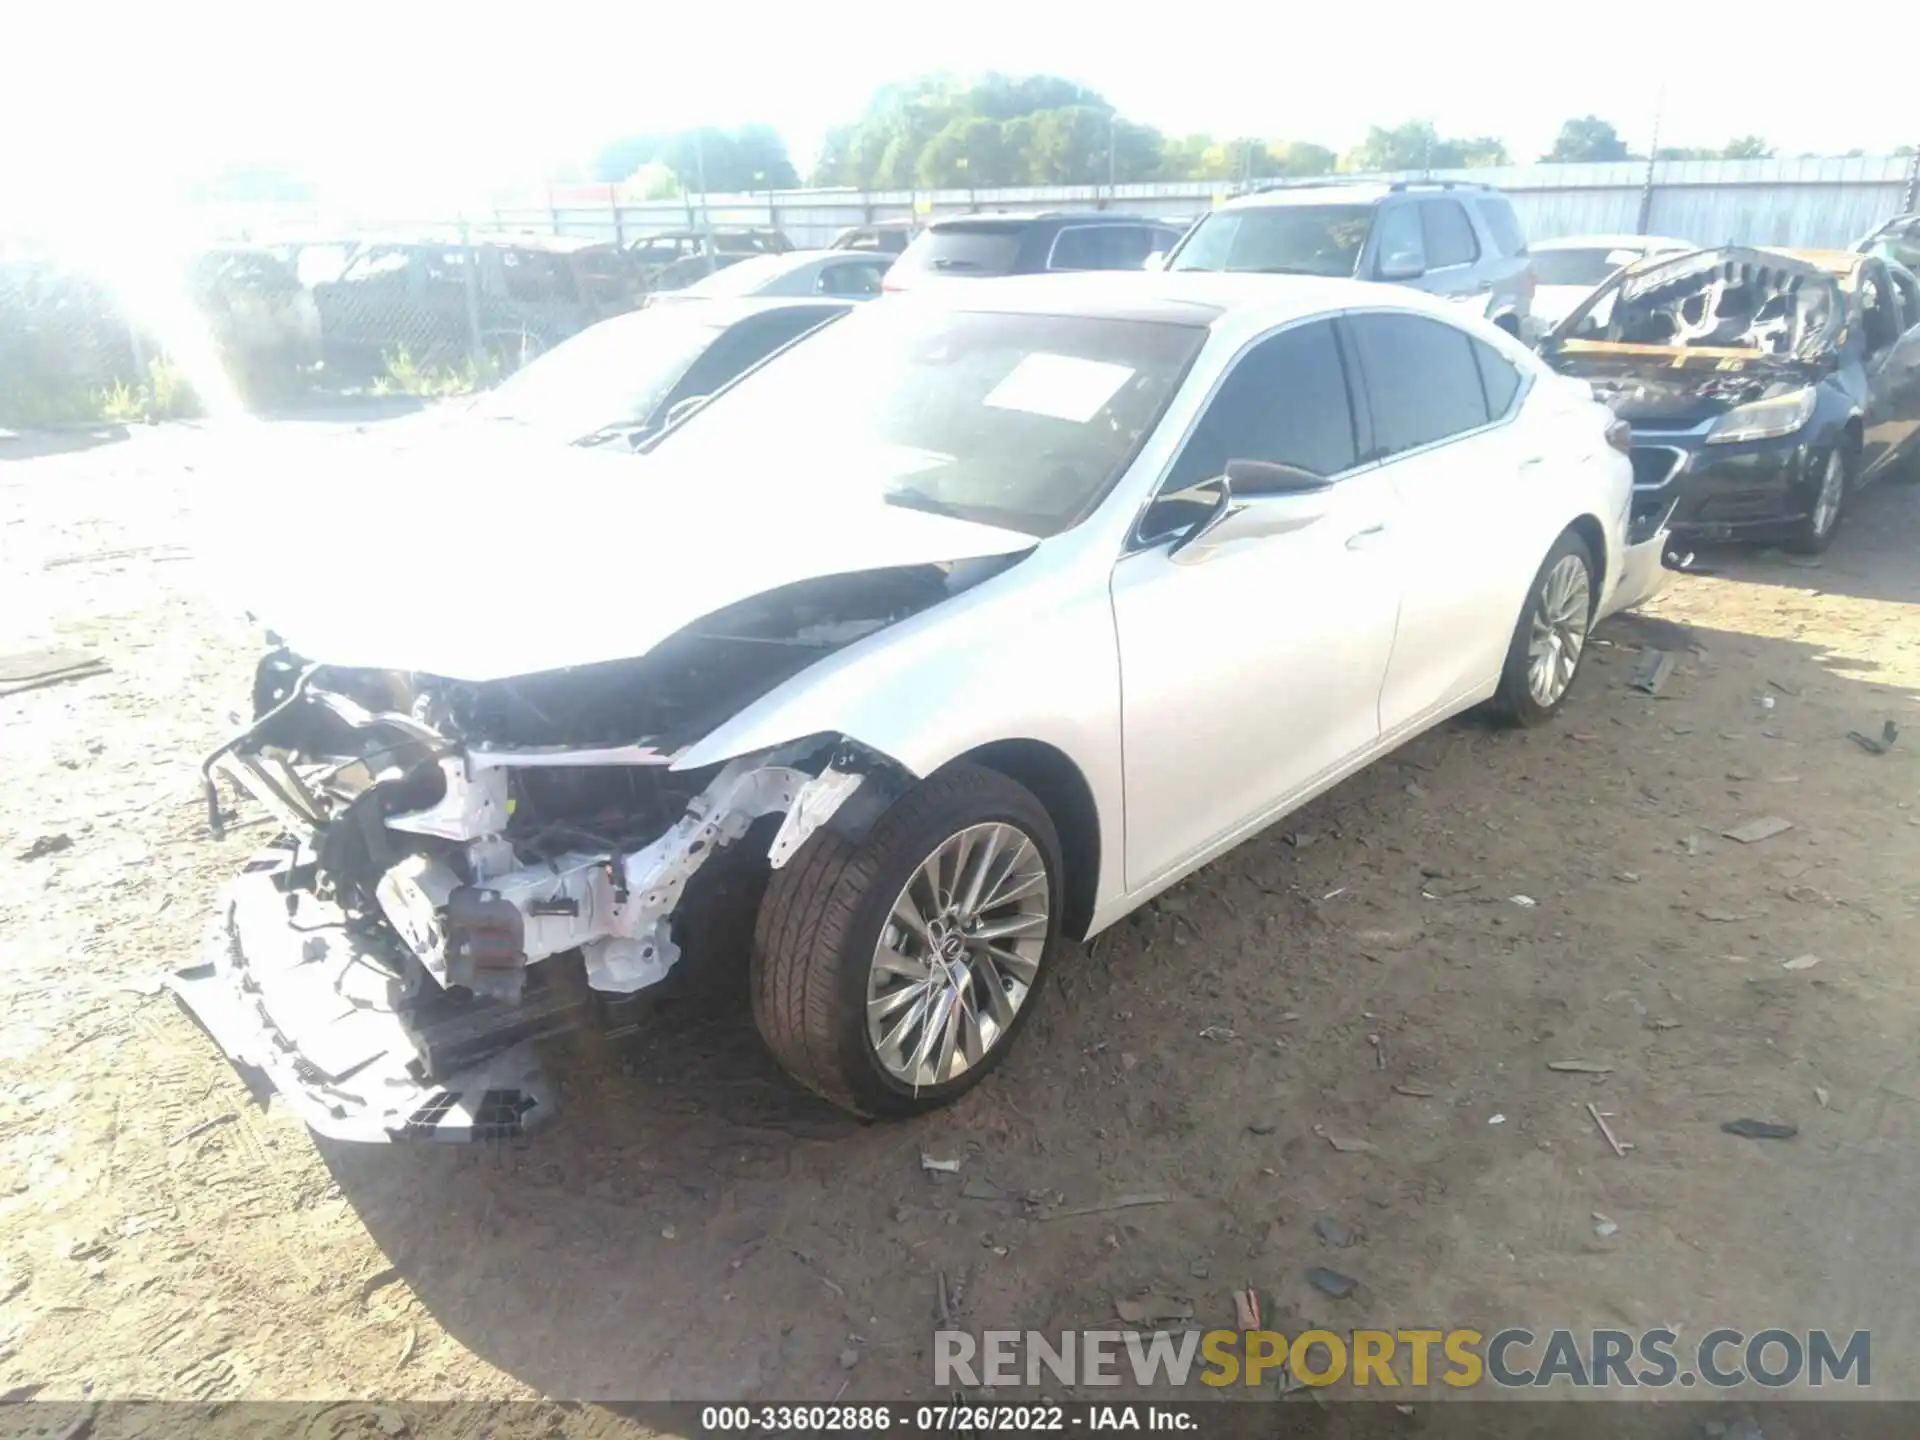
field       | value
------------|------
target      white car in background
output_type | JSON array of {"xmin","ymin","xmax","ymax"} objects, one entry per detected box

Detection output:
[
  {"xmin": 646, "ymin": 249, "xmax": 893, "ymax": 306},
  {"xmin": 1529, "ymin": 233, "xmax": 1697, "ymax": 336},
  {"xmin": 184, "ymin": 274, "xmax": 1668, "ymax": 1141}
]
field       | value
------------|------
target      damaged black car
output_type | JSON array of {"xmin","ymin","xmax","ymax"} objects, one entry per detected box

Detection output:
[{"xmin": 1539, "ymin": 246, "xmax": 1920, "ymax": 553}]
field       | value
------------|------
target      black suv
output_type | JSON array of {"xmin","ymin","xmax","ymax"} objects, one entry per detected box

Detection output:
[
  {"xmin": 313, "ymin": 233, "xmax": 640, "ymax": 377},
  {"xmin": 883, "ymin": 212, "xmax": 1187, "ymax": 292}
]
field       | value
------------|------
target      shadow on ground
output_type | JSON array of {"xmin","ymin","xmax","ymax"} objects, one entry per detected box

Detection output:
[{"xmin": 0, "ymin": 424, "xmax": 130, "ymax": 462}]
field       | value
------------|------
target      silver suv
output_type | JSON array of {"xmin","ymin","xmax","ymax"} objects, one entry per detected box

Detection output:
[{"xmin": 1160, "ymin": 179, "xmax": 1535, "ymax": 337}]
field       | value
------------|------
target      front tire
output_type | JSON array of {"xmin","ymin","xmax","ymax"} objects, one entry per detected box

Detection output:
[
  {"xmin": 1491, "ymin": 531, "xmax": 1595, "ymax": 727},
  {"xmin": 1785, "ymin": 445, "xmax": 1850, "ymax": 554},
  {"xmin": 752, "ymin": 762, "xmax": 1063, "ymax": 1117}
]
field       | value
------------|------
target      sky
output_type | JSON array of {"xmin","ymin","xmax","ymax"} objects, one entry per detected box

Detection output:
[{"xmin": 5, "ymin": 0, "xmax": 1915, "ymax": 220}]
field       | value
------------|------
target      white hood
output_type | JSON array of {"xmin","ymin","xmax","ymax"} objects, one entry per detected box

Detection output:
[{"xmin": 211, "ymin": 427, "xmax": 1036, "ymax": 682}]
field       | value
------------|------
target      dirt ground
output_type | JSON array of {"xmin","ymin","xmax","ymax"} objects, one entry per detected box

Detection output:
[{"xmin": 4, "ymin": 416, "xmax": 1919, "ymax": 1417}]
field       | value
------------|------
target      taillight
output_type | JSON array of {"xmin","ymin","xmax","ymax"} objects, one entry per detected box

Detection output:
[{"xmin": 1604, "ymin": 418, "xmax": 1633, "ymax": 454}]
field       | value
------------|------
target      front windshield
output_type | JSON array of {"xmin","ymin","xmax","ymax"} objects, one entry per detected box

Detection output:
[
  {"xmin": 1168, "ymin": 205, "xmax": 1373, "ymax": 277},
  {"xmin": 655, "ymin": 302, "xmax": 1206, "ymax": 538},
  {"xmin": 469, "ymin": 310, "xmax": 720, "ymax": 439}
]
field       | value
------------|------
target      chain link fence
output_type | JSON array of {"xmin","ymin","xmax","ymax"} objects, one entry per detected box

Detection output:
[{"xmin": 0, "ymin": 231, "xmax": 660, "ymax": 429}]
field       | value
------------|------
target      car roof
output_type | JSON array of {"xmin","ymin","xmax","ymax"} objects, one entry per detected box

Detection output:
[
  {"xmin": 925, "ymin": 211, "xmax": 1174, "ymax": 230},
  {"xmin": 1533, "ymin": 233, "xmax": 1695, "ymax": 252},
  {"xmin": 1762, "ymin": 246, "xmax": 1870, "ymax": 278},
  {"xmin": 910, "ymin": 269, "xmax": 1475, "ymax": 329}
]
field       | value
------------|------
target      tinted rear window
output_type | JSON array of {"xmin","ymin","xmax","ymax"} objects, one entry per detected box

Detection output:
[
  {"xmin": 1475, "ymin": 196, "xmax": 1528, "ymax": 256},
  {"xmin": 895, "ymin": 223, "xmax": 1028, "ymax": 276}
]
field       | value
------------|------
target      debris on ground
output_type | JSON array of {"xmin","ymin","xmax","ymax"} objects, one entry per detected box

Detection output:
[
  {"xmin": 1234, "ymin": 1287, "xmax": 1261, "ymax": 1331},
  {"xmin": 920, "ymin": 1154, "xmax": 962, "ymax": 1174},
  {"xmin": 1247, "ymin": 1120, "xmax": 1277, "ymax": 1136},
  {"xmin": 1615, "ymin": 871, "xmax": 1640, "ymax": 883},
  {"xmin": 1781, "ymin": 955, "xmax": 1823, "ymax": 972},
  {"xmin": 1115, "ymin": 1292, "xmax": 1194, "ymax": 1325},
  {"xmin": 1488, "ymin": 1113, "xmax": 1506, "ymax": 1125},
  {"xmin": 960, "ymin": 1176, "xmax": 1010, "ymax": 1202},
  {"xmin": 1723, "ymin": 816, "xmax": 1794, "ymax": 845},
  {"xmin": 1815, "ymin": 1087, "xmax": 1831, "ymax": 1108},
  {"xmin": 1509, "ymin": 895, "xmax": 1537, "ymax": 908},
  {"xmin": 1698, "ymin": 907, "xmax": 1752, "ymax": 923},
  {"xmin": 1848, "ymin": 721, "xmax": 1900, "ymax": 755},
  {"xmin": 169, "ymin": 1113, "xmax": 236, "ymax": 1146},
  {"xmin": 17, "ymin": 833, "xmax": 72, "ymax": 862},
  {"xmin": 0, "ymin": 646, "xmax": 109, "ymax": 697},
  {"xmin": 1038, "ymin": 1192, "xmax": 1178, "ymax": 1222},
  {"xmin": 1305, "ymin": 1267, "xmax": 1359, "ymax": 1299},
  {"xmin": 839, "ymin": 1348, "xmax": 859, "ymax": 1370},
  {"xmin": 1767, "ymin": 677, "xmax": 1802, "ymax": 697},
  {"xmin": 1593, "ymin": 1213, "xmax": 1619, "ymax": 1239},
  {"xmin": 1631, "ymin": 650, "xmax": 1677, "ymax": 696},
  {"xmin": 1313, "ymin": 1216, "xmax": 1357, "ymax": 1248},
  {"xmin": 1588, "ymin": 1103, "xmax": 1633, "ymax": 1156},
  {"xmin": 1722, "ymin": 1118, "xmax": 1798, "ymax": 1141},
  {"xmin": 1197, "ymin": 1025, "xmax": 1238, "ymax": 1041},
  {"xmin": 1392, "ymin": 1082, "xmax": 1436, "ymax": 1098},
  {"xmin": 1325, "ymin": 1135, "xmax": 1377, "ymax": 1154},
  {"xmin": 1547, "ymin": 1060, "xmax": 1614, "ymax": 1074}
]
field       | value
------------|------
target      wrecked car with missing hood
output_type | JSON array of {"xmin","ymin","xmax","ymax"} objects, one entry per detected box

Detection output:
[
  {"xmin": 180, "ymin": 273, "xmax": 1664, "ymax": 1142},
  {"xmin": 1539, "ymin": 246, "xmax": 1920, "ymax": 554}
]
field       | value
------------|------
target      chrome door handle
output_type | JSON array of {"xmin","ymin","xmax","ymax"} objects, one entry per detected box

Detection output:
[{"xmin": 1346, "ymin": 523, "xmax": 1388, "ymax": 549}]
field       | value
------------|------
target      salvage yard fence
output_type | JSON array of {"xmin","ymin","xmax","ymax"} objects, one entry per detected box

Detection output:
[
  {"xmin": 5, "ymin": 155, "xmax": 1918, "ymax": 430},
  {"xmin": 499, "ymin": 154, "xmax": 1920, "ymax": 253}
]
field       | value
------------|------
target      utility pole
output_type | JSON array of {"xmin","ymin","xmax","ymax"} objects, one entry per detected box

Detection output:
[
  {"xmin": 694, "ymin": 130, "xmax": 715, "ymax": 276},
  {"xmin": 1107, "ymin": 112, "xmax": 1118, "ymax": 208},
  {"xmin": 1636, "ymin": 88, "xmax": 1665, "ymax": 236}
]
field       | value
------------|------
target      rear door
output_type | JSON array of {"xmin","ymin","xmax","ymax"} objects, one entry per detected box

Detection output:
[{"xmin": 1345, "ymin": 310, "xmax": 1541, "ymax": 731}]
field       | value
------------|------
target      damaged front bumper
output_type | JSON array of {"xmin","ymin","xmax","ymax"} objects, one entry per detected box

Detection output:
[{"xmin": 179, "ymin": 672, "xmax": 888, "ymax": 1142}]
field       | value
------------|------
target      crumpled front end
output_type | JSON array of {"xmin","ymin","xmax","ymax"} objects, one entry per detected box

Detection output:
[{"xmin": 176, "ymin": 636, "xmax": 900, "ymax": 1142}]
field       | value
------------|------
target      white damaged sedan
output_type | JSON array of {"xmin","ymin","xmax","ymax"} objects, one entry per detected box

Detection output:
[{"xmin": 182, "ymin": 273, "xmax": 1669, "ymax": 1140}]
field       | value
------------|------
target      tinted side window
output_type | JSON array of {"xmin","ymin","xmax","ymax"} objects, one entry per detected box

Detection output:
[
  {"xmin": 1372, "ymin": 204, "xmax": 1425, "ymax": 274},
  {"xmin": 1472, "ymin": 339, "xmax": 1522, "ymax": 418},
  {"xmin": 1420, "ymin": 200, "xmax": 1480, "ymax": 269},
  {"xmin": 1476, "ymin": 196, "xmax": 1529, "ymax": 257},
  {"xmin": 1164, "ymin": 320, "xmax": 1358, "ymax": 489},
  {"xmin": 1347, "ymin": 313, "xmax": 1490, "ymax": 458},
  {"xmin": 1049, "ymin": 226, "xmax": 1124, "ymax": 270},
  {"xmin": 818, "ymin": 260, "xmax": 885, "ymax": 297}
]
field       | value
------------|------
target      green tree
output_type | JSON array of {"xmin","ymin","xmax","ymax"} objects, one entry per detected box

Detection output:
[
  {"xmin": 915, "ymin": 117, "xmax": 1014, "ymax": 187},
  {"xmin": 1342, "ymin": 121, "xmax": 1509, "ymax": 171},
  {"xmin": 1720, "ymin": 135, "xmax": 1774, "ymax": 160},
  {"xmin": 1654, "ymin": 146, "xmax": 1718, "ymax": 161},
  {"xmin": 595, "ymin": 126, "xmax": 797, "ymax": 192},
  {"xmin": 1544, "ymin": 116, "xmax": 1631, "ymax": 163}
]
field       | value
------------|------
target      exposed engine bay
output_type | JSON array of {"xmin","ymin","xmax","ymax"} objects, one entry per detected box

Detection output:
[{"xmin": 173, "ymin": 557, "xmax": 1008, "ymax": 1140}]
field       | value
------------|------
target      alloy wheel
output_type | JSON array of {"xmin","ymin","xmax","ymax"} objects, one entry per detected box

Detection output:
[
  {"xmin": 865, "ymin": 822, "xmax": 1050, "ymax": 1090},
  {"xmin": 1526, "ymin": 553, "xmax": 1592, "ymax": 708}
]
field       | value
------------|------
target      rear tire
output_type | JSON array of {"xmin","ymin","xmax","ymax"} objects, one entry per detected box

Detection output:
[
  {"xmin": 752, "ymin": 762, "xmax": 1064, "ymax": 1117},
  {"xmin": 1491, "ymin": 531, "xmax": 1596, "ymax": 727}
]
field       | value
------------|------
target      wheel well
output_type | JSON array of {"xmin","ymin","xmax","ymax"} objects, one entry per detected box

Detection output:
[
  {"xmin": 1568, "ymin": 514, "xmax": 1608, "ymax": 608},
  {"xmin": 960, "ymin": 739, "xmax": 1100, "ymax": 941}
]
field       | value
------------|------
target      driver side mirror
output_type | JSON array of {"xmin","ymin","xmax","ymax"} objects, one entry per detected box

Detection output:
[
  {"xmin": 1377, "ymin": 249, "xmax": 1425, "ymax": 282},
  {"xmin": 1163, "ymin": 461, "xmax": 1332, "ymax": 562}
]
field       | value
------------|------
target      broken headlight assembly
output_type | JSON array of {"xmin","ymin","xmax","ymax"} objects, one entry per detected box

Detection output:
[{"xmin": 1704, "ymin": 386, "xmax": 1816, "ymax": 445}]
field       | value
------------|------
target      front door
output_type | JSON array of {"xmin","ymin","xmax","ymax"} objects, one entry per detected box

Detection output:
[{"xmin": 1112, "ymin": 318, "xmax": 1402, "ymax": 890}]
